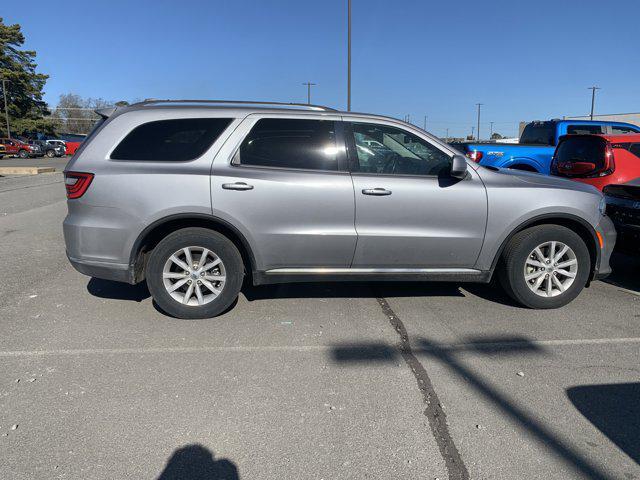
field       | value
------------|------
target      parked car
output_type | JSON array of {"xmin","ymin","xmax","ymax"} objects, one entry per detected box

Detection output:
[
  {"xmin": 25, "ymin": 140, "xmax": 46, "ymax": 157},
  {"xmin": 0, "ymin": 138, "xmax": 32, "ymax": 158},
  {"xmin": 63, "ymin": 100, "xmax": 616, "ymax": 319},
  {"xmin": 603, "ymin": 179, "xmax": 640, "ymax": 254},
  {"xmin": 57, "ymin": 133, "xmax": 86, "ymax": 155},
  {"xmin": 45, "ymin": 139, "xmax": 67, "ymax": 157},
  {"xmin": 452, "ymin": 119, "xmax": 640, "ymax": 175},
  {"xmin": 550, "ymin": 134, "xmax": 640, "ymax": 191},
  {"xmin": 0, "ymin": 143, "xmax": 5, "ymax": 159}
]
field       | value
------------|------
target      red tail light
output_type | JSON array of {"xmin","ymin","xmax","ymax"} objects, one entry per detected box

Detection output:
[
  {"xmin": 466, "ymin": 150, "xmax": 483, "ymax": 162},
  {"xmin": 64, "ymin": 171, "xmax": 94, "ymax": 199}
]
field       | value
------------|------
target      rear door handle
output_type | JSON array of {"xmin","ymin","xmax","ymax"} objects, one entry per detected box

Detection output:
[
  {"xmin": 222, "ymin": 182, "xmax": 254, "ymax": 191},
  {"xmin": 362, "ymin": 188, "xmax": 392, "ymax": 196}
]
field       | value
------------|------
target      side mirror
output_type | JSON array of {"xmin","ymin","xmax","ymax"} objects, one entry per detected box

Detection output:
[{"xmin": 451, "ymin": 154, "xmax": 468, "ymax": 179}]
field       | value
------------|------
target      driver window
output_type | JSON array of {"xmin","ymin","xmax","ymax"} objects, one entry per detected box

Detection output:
[{"xmin": 351, "ymin": 122, "xmax": 451, "ymax": 176}]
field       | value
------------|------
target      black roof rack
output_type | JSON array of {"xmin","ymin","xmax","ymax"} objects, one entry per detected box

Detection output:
[{"xmin": 132, "ymin": 99, "xmax": 339, "ymax": 112}]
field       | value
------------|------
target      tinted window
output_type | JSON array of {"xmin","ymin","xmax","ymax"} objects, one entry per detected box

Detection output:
[
  {"xmin": 520, "ymin": 122, "xmax": 555, "ymax": 145},
  {"xmin": 111, "ymin": 118, "xmax": 232, "ymax": 161},
  {"xmin": 611, "ymin": 125, "xmax": 638, "ymax": 134},
  {"xmin": 237, "ymin": 118, "xmax": 338, "ymax": 171},
  {"xmin": 555, "ymin": 136, "xmax": 607, "ymax": 169},
  {"xmin": 566, "ymin": 125, "xmax": 604, "ymax": 135},
  {"xmin": 629, "ymin": 143, "xmax": 640, "ymax": 159},
  {"xmin": 351, "ymin": 123, "xmax": 451, "ymax": 176}
]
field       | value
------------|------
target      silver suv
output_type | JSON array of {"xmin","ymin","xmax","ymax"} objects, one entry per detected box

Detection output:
[{"xmin": 63, "ymin": 100, "xmax": 616, "ymax": 318}]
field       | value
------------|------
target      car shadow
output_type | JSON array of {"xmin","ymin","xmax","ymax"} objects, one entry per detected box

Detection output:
[
  {"xmin": 87, "ymin": 277, "xmax": 151, "ymax": 302},
  {"xmin": 156, "ymin": 444, "xmax": 239, "ymax": 479},
  {"xmin": 603, "ymin": 252, "xmax": 640, "ymax": 294},
  {"xmin": 567, "ymin": 383, "xmax": 640, "ymax": 465}
]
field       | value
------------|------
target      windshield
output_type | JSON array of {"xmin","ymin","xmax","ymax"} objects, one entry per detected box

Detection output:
[{"xmin": 520, "ymin": 122, "xmax": 555, "ymax": 145}]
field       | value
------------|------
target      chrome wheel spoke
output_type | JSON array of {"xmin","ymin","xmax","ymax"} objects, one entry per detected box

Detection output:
[
  {"xmin": 168, "ymin": 277, "xmax": 189, "ymax": 292},
  {"xmin": 545, "ymin": 276, "xmax": 553, "ymax": 296},
  {"xmin": 195, "ymin": 284, "xmax": 205, "ymax": 305},
  {"xmin": 170, "ymin": 255, "xmax": 190, "ymax": 271},
  {"xmin": 183, "ymin": 248, "xmax": 194, "ymax": 267},
  {"xmin": 200, "ymin": 278, "xmax": 221, "ymax": 295},
  {"xmin": 556, "ymin": 269, "xmax": 576, "ymax": 279},
  {"xmin": 525, "ymin": 270, "xmax": 545, "ymax": 281},
  {"xmin": 199, "ymin": 248, "xmax": 210, "ymax": 266},
  {"xmin": 533, "ymin": 247, "xmax": 547, "ymax": 263},
  {"xmin": 163, "ymin": 272, "xmax": 188, "ymax": 280},
  {"xmin": 552, "ymin": 275, "xmax": 565, "ymax": 292},
  {"xmin": 554, "ymin": 245, "xmax": 569, "ymax": 262},
  {"xmin": 556, "ymin": 259, "xmax": 577, "ymax": 269},
  {"xmin": 526, "ymin": 259, "xmax": 546, "ymax": 269},
  {"xmin": 532, "ymin": 274, "xmax": 546, "ymax": 292},
  {"xmin": 549, "ymin": 241, "xmax": 556, "ymax": 260},
  {"xmin": 182, "ymin": 282, "xmax": 195, "ymax": 304},
  {"xmin": 202, "ymin": 258, "xmax": 222, "ymax": 271},
  {"xmin": 204, "ymin": 274, "xmax": 226, "ymax": 282}
]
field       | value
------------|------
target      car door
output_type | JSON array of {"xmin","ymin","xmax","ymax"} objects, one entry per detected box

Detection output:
[
  {"xmin": 346, "ymin": 119, "xmax": 487, "ymax": 268},
  {"xmin": 211, "ymin": 114, "xmax": 357, "ymax": 271}
]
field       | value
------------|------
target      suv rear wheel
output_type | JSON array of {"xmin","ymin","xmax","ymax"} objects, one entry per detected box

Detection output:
[
  {"xmin": 146, "ymin": 228, "xmax": 244, "ymax": 319},
  {"xmin": 499, "ymin": 225, "xmax": 591, "ymax": 309}
]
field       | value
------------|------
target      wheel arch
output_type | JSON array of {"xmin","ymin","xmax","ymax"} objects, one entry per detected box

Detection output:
[
  {"xmin": 129, "ymin": 214, "xmax": 257, "ymax": 283},
  {"xmin": 489, "ymin": 213, "xmax": 600, "ymax": 283}
]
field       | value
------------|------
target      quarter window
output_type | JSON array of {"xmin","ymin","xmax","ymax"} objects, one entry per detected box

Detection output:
[
  {"xmin": 350, "ymin": 123, "xmax": 451, "ymax": 176},
  {"xmin": 566, "ymin": 125, "xmax": 604, "ymax": 135},
  {"xmin": 628, "ymin": 143, "xmax": 640, "ymax": 159},
  {"xmin": 611, "ymin": 125, "xmax": 638, "ymax": 135},
  {"xmin": 236, "ymin": 118, "xmax": 338, "ymax": 171},
  {"xmin": 111, "ymin": 118, "xmax": 232, "ymax": 161}
]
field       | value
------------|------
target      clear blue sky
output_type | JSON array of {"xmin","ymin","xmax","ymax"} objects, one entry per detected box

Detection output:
[{"xmin": 5, "ymin": 0, "xmax": 640, "ymax": 138}]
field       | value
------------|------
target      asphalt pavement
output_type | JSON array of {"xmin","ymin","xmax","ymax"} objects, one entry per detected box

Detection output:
[{"xmin": 0, "ymin": 171, "xmax": 638, "ymax": 480}]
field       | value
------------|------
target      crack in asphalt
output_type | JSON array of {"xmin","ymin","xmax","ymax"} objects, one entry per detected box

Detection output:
[{"xmin": 376, "ymin": 296, "xmax": 469, "ymax": 480}]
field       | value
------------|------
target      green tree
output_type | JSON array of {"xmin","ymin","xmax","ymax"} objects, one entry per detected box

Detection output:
[{"xmin": 0, "ymin": 18, "xmax": 53, "ymax": 136}]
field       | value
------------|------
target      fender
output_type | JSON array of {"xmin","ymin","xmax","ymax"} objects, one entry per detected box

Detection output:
[
  {"xmin": 488, "ymin": 212, "xmax": 600, "ymax": 279},
  {"xmin": 499, "ymin": 156, "xmax": 544, "ymax": 173}
]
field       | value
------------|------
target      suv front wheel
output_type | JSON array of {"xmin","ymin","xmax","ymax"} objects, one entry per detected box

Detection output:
[
  {"xmin": 146, "ymin": 228, "xmax": 244, "ymax": 319},
  {"xmin": 499, "ymin": 225, "xmax": 591, "ymax": 309}
]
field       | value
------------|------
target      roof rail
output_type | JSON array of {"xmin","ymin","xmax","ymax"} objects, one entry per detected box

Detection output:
[{"xmin": 132, "ymin": 99, "xmax": 338, "ymax": 112}]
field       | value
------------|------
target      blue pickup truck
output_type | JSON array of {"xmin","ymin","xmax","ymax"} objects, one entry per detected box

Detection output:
[{"xmin": 452, "ymin": 119, "xmax": 640, "ymax": 174}]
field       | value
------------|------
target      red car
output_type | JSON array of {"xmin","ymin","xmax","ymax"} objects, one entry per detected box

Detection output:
[
  {"xmin": 550, "ymin": 133, "xmax": 640, "ymax": 191},
  {"xmin": 0, "ymin": 137, "xmax": 33, "ymax": 158},
  {"xmin": 57, "ymin": 133, "xmax": 86, "ymax": 155}
]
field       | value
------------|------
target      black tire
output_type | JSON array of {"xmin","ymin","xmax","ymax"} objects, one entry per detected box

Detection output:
[
  {"xmin": 45, "ymin": 149, "xmax": 55, "ymax": 158},
  {"xmin": 146, "ymin": 228, "xmax": 244, "ymax": 319},
  {"xmin": 18, "ymin": 149, "xmax": 28, "ymax": 159},
  {"xmin": 498, "ymin": 225, "xmax": 591, "ymax": 309}
]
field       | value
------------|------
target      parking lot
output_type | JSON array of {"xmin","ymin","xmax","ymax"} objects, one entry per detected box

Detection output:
[{"xmin": 0, "ymin": 163, "xmax": 639, "ymax": 479}]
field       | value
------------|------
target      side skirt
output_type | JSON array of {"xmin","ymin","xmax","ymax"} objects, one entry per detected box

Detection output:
[{"xmin": 253, "ymin": 268, "xmax": 492, "ymax": 285}]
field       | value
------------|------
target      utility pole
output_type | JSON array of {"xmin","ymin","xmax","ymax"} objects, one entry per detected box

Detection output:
[
  {"xmin": 347, "ymin": 0, "xmax": 351, "ymax": 111},
  {"xmin": 490, "ymin": 121, "xmax": 494, "ymax": 137},
  {"xmin": 0, "ymin": 79, "xmax": 9, "ymax": 139},
  {"xmin": 445, "ymin": 128, "xmax": 449, "ymax": 143},
  {"xmin": 476, "ymin": 103, "xmax": 483, "ymax": 141},
  {"xmin": 588, "ymin": 86, "xmax": 600, "ymax": 120},
  {"xmin": 471, "ymin": 126, "xmax": 475, "ymax": 140},
  {"xmin": 407, "ymin": 114, "xmax": 411, "ymax": 124},
  {"xmin": 302, "ymin": 82, "xmax": 317, "ymax": 105},
  {"xmin": 423, "ymin": 115, "xmax": 427, "ymax": 130}
]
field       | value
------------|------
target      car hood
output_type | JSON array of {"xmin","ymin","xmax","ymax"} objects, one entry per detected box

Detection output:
[{"xmin": 478, "ymin": 166, "xmax": 600, "ymax": 195}]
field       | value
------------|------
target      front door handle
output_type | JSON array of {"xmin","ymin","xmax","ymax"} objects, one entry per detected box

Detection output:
[
  {"xmin": 222, "ymin": 182, "xmax": 254, "ymax": 191},
  {"xmin": 362, "ymin": 188, "xmax": 392, "ymax": 196}
]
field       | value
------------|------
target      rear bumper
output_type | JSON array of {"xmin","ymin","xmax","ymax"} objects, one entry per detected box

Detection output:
[{"xmin": 67, "ymin": 253, "xmax": 134, "ymax": 284}]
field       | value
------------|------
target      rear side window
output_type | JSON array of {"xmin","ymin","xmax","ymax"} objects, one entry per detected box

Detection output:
[
  {"xmin": 236, "ymin": 118, "xmax": 338, "ymax": 171},
  {"xmin": 629, "ymin": 143, "xmax": 640, "ymax": 158},
  {"xmin": 520, "ymin": 122, "xmax": 555, "ymax": 145},
  {"xmin": 566, "ymin": 125, "xmax": 604, "ymax": 135},
  {"xmin": 611, "ymin": 125, "xmax": 638, "ymax": 135},
  {"xmin": 111, "ymin": 118, "xmax": 232, "ymax": 161},
  {"xmin": 555, "ymin": 136, "xmax": 607, "ymax": 169}
]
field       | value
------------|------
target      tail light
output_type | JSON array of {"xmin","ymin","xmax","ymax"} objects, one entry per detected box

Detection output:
[
  {"xmin": 466, "ymin": 150, "xmax": 483, "ymax": 162},
  {"xmin": 64, "ymin": 171, "xmax": 94, "ymax": 199}
]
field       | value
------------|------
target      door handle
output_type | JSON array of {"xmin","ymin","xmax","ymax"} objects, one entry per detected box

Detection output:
[
  {"xmin": 362, "ymin": 188, "xmax": 392, "ymax": 196},
  {"xmin": 222, "ymin": 182, "xmax": 254, "ymax": 191}
]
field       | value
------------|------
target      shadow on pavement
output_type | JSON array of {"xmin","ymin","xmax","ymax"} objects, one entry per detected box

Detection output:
[
  {"xmin": 156, "ymin": 444, "xmax": 239, "ymax": 480},
  {"xmin": 331, "ymin": 336, "xmax": 615, "ymax": 480},
  {"xmin": 567, "ymin": 383, "xmax": 640, "ymax": 465},
  {"xmin": 604, "ymin": 253, "xmax": 640, "ymax": 293},
  {"xmin": 87, "ymin": 278, "xmax": 151, "ymax": 302}
]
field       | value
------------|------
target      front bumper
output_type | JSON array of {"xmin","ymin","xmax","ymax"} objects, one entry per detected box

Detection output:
[{"xmin": 594, "ymin": 215, "xmax": 617, "ymax": 279}]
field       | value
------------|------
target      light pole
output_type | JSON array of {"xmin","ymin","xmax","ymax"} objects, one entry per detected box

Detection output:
[
  {"xmin": 423, "ymin": 115, "xmax": 427, "ymax": 130},
  {"xmin": 347, "ymin": 0, "xmax": 352, "ymax": 111},
  {"xmin": 588, "ymin": 86, "xmax": 600, "ymax": 120},
  {"xmin": 302, "ymin": 82, "xmax": 317, "ymax": 105},
  {"xmin": 0, "ymin": 78, "xmax": 10, "ymax": 139},
  {"xmin": 490, "ymin": 121, "xmax": 494, "ymax": 138},
  {"xmin": 476, "ymin": 103, "xmax": 483, "ymax": 141},
  {"xmin": 445, "ymin": 128, "xmax": 449, "ymax": 143},
  {"xmin": 471, "ymin": 126, "xmax": 475, "ymax": 140}
]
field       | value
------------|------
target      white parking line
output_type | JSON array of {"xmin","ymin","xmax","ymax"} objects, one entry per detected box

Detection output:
[{"xmin": 0, "ymin": 336, "xmax": 639, "ymax": 358}]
